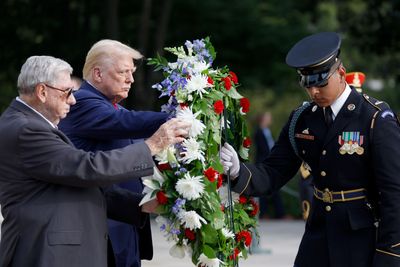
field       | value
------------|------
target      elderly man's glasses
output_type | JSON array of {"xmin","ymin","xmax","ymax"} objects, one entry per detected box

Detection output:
[
  {"xmin": 299, "ymin": 59, "xmax": 341, "ymax": 88},
  {"xmin": 44, "ymin": 83, "xmax": 74, "ymax": 98}
]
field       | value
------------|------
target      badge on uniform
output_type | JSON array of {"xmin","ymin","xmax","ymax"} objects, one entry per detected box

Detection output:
[
  {"xmin": 295, "ymin": 128, "xmax": 315, "ymax": 140},
  {"xmin": 338, "ymin": 132, "xmax": 364, "ymax": 155}
]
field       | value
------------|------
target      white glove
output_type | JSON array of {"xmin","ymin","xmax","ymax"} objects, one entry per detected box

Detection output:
[{"xmin": 220, "ymin": 143, "xmax": 240, "ymax": 179}]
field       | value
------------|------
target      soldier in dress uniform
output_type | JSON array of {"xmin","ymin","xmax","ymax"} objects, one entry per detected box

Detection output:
[
  {"xmin": 300, "ymin": 71, "xmax": 367, "ymax": 221},
  {"xmin": 221, "ymin": 32, "xmax": 400, "ymax": 267}
]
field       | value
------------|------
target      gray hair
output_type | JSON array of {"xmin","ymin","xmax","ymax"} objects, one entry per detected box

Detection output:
[
  {"xmin": 82, "ymin": 39, "xmax": 143, "ymax": 80},
  {"xmin": 17, "ymin": 55, "xmax": 73, "ymax": 95}
]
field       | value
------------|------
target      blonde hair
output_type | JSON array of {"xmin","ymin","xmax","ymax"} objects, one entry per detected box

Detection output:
[{"xmin": 82, "ymin": 39, "xmax": 143, "ymax": 79}]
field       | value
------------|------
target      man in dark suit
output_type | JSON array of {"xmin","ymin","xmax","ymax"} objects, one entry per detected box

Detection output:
[
  {"xmin": 221, "ymin": 32, "xmax": 400, "ymax": 267},
  {"xmin": 59, "ymin": 39, "xmax": 168, "ymax": 267},
  {"xmin": 0, "ymin": 55, "xmax": 190, "ymax": 267},
  {"xmin": 253, "ymin": 111, "xmax": 287, "ymax": 219}
]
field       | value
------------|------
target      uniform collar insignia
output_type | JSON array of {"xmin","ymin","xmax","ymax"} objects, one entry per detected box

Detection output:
[{"xmin": 347, "ymin": 103, "xmax": 355, "ymax": 111}]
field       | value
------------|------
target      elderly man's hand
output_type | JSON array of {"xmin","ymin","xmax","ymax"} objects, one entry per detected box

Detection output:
[
  {"xmin": 220, "ymin": 143, "xmax": 240, "ymax": 179},
  {"xmin": 145, "ymin": 118, "xmax": 191, "ymax": 155},
  {"xmin": 141, "ymin": 198, "xmax": 159, "ymax": 213}
]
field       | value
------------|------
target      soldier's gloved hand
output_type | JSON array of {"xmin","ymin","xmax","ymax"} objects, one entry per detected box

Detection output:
[{"xmin": 220, "ymin": 143, "xmax": 240, "ymax": 179}]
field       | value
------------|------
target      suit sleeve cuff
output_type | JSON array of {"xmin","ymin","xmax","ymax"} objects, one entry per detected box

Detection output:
[{"xmin": 231, "ymin": 163, "xmax": 252, "ymax": 195}]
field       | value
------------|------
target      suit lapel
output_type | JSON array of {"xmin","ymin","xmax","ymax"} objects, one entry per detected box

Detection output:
[
  {"xmin": 323, "ymin": 90, "xmax": 362, "ymax": 146},
  {"xmin": 11, "ymin": 100, "xmax": 75, "ymax": 146}
]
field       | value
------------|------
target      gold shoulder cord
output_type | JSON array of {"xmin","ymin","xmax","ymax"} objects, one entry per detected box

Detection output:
[
  {"xmin": 363, "ymin": 94, "xmax": 381, "ymax": 136},
  {"xmin": 376, "ymin": 248, "xmax": 400, "ymax": 258},
  {"xmin": 239, "ymin": 164, "xmax": 252, "ymax": 196}
]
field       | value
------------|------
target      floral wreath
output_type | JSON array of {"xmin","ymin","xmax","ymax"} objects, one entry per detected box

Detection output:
[{"xmin": 141, "ymin": 37, "xmax": 258, "ymax": 267}]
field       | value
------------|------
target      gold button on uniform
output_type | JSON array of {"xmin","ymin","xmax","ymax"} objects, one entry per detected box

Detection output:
[
  {"xmin": 325, "ymin": 206, "xmax": 332, "ymax": 212},
  {"xmin": 321, "ymin": 171, "xmax": 326, "ymax": 177},
  {"xmin": 322, "ymin": 150, "xmax": 326, "ymax": 155}
]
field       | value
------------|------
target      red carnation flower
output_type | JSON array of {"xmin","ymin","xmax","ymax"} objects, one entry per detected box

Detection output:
[
  {"xmin": 239, "ymin": 97, "xmax": 250, "ymax": 113},
  {"xmin": 207, "ymin": 76, "xmax": 214, "ymax": 85},
  {"xmin": 156, "ymin": 191, "xmax": 168, "ymax": 204},
  {"xmin": 204, "ymin": 167, "xmax": 219, "ymax": 182},
  {"xmin": 185, "ymin": 228, "xmax": 196, "ymax": 241},
  {"xmin": 217, "ymin": 174, "xmax": 223, "ymax": 189},
  {"xmin": 179, "ymin": 103, "xmax": 188, "ymax": 109},
  {"xmin": 214, "ymin": 100, "xmax": 224, "ymax": 114},
  {"xmin": 223, "ymin": 77, "xmax": 232, "ymax": 90},
  {"xmin": 236, "ymin": 230, "xmax": 252, "ymax": 247},
  {"xmin": 249, "ymin": 199, "xmax": 259, "ymax": 217},
  {"xmin": 158, "ymin": 163, "xmax": 171, "ymax": 171},
  {"xmin": 239, "ymin": 195, "xmax": 247, "ymax": 204},
  {"xmin": 243, "ymin": 137, "xmax": 252, "ymax": 148},
  {"xmin": 229, "ymin": 71, "xmax": 239, "ymax": 84},
  {"xmin": 229, "ymin": 248, "xmax": 240, "ymax": 260}
]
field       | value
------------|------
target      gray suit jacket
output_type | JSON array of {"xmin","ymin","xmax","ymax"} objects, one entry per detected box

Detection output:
[{"xmin": 0, "ymin": 100, "xmax": 155, "ymax": 267}]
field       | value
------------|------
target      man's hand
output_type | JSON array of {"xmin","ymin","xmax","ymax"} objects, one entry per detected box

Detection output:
[
  {"xmin": 220, "ymin": 143, "xmax": 240, "ymax": 179},
  {"xmin": 141, "ymin": 198, "xmax": 159, "ymax": 213},
  {"xmin": 145, "ymin": 118, "xmax": 191, "ymax": 155}
]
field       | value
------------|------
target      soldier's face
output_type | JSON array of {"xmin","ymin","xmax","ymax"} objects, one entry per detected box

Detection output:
[{"xmin": 305, "ymin": 65, "xmax": 346, "ymax": 107}]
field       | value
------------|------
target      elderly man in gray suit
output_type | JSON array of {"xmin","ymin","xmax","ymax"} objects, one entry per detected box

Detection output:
[{"xmin": 0, "ymin": 55, "xmax": 190, "ymax": 267}]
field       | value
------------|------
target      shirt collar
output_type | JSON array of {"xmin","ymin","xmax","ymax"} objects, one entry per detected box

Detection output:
[
  {"xmin": 329, "ymin": 84, "xmax": 351, "ymax": 120},
  {"xmin": 16, "ymin": 97, "xmax": 57, "ymax": 128}
]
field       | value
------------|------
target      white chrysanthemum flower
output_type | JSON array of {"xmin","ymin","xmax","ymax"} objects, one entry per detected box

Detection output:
[
  {"xmin": 197, "ymin": 253, "xmax": 224, "ymax": 267},
  {"xmin": 176, "ymin": 107, "xmax": 206, "ymax": 138},
  {"xmin": 155, "ymin": 146, "xmax": 177, "ymax": 164},
  {"xmin": 221, "ymin": 228, "xmax": 235, "ymax": 239},
  {"xmin": 192, "ymin": 60, "xmax": 210, "ymax": 74},
  {"xmin": 185, "ymin": 74, "xmax": 210, "ymax": 98},
  {"xmin": 178, "ymin": 210, "xmax": 207, "ymax": 230},
  {"xmin": 218, "ymin": 185, "xmax": 240, "ymax": 207},
  {"xmin": 175, "ymin": 173, "xmax": 204, "ymax": 200},
  {"xmin": 180, "ymin": 138, "xmax": 205, "ymax": 164},
  {"xmin": 169, "ymin": 244, "xmax": 185, "ymax": 259}
]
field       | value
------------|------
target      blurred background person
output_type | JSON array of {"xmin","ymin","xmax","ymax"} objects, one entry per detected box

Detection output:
[
  {"xmin": 253, "ymin": 111, "xmax": 288, "ymax": 219},
  {"xmin": 71, "ymin": 75, "xmax": 83, "ymax": 90},
  {"xmin": 346, "ymin": 71, "xmax": 366, "ymax": 93},
  {"xmin": 59, "ymin": 40, "xmax": 168, "ymax": 267}
]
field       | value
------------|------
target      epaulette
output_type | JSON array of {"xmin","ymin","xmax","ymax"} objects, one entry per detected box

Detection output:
[
  {"xmin": 363, "ymin": 94, "xmax": 391, "ymax": 111},
  {"xmin": 289, "ymin": 101, "xmax": 311, "ymax": 159},
  {"xmin": 362, "ymin": 94, "xmax": 400, "ymax": 143}
]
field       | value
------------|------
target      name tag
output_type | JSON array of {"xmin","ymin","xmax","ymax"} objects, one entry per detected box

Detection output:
[{"xmin": 295, "ymin": 133, "xmax": 315, "ymax": 140}]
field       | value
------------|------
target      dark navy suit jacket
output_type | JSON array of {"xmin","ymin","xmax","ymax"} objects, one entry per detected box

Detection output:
[{"xmin": 59, "ymin": 81, "xmax": 168, "ymax": 267}]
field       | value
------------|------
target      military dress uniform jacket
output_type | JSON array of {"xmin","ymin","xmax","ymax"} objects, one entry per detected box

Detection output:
[
  {"xmin": 232, "ymin": 88, "xmax": 400, "ymax": 267},
  {"xmin": 0, "ymin": 100, "xmax": 155, "ymax": 267}
]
